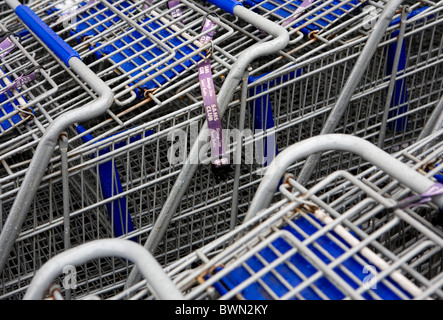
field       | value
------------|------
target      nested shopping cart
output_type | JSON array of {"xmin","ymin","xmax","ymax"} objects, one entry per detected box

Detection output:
[
  {"xmin": 0, "ymin": 0, "xmax": 292, "ymax": 299},
  {"xmin": 160, "ymin": 131, "xmax": 443, "ymax": 300},
  {"xmin": 0, "ymin": 0, "xmax": 442, "ymax": 300},
  {"xmin": 127, "ymin": 0, "xmax": 443, "ymax": 280},
  {"xmin": 22, "ymin": 130, "xmax": 443, "ymax": 300},
  {"xmin": 122, "ymin": 0, "xmax": 441, "ymax": 289}
]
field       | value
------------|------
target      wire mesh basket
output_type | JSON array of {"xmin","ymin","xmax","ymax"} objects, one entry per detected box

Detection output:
[
  {"xmin": 20, "ymin": 129, "xmax": 443, "ymax": 300},
  {"xmin": 0, "ymin": 22, "xmax": 58, "ymax": 136},
  {"xmin": 136, "ymin": 130, "xmax": 443, "ymax": 301}
]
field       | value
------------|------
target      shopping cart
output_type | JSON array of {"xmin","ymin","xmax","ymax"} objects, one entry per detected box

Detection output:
[
  {"xmin": 0, "ymin": 0, "xmax": 292, "ymax": 299},
  {"xmin": 119, "ymin": 1, "xmax": 390, "ymax": 288},
  {"xmin": 0, "ymin": 0, "xmax": 120, "ymax": 300},
  {"xmin": 233, "ymin": 0, "xmax": 443, "ymax": 193},
  {"xmin": 136, "ymin": 0, "xmax": 443, "ymax": 259},
  {"xmin": 166, "ymin": 131, "xmax": 443, "ymax": 300},
  {"xmin": 295, "ymin": 0, "xmax": 443, "ymax": 183},
  {"xmin": 22, "ymin": 130, "xmax": 443, "ymax": 300}
]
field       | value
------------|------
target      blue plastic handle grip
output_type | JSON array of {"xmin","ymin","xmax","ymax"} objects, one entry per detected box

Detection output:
[
  {"xmin": 205, "ymin": 0, "xmax": 243, "ymax": 14},
  {"xmin": 15, "ymin": 5, "xmax": 80, "ymax": 66}
]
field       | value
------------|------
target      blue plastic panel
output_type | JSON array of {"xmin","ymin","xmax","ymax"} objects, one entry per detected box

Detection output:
[
  {"xmin": 49, "ymin": 1, "xmax": 205, "ymax": 98},
  {"xmin": 208, "ymin": 214, "xmax": 413, "ymax": 300},
  {"xmin": 76, "ymin": 125, "xmax": 154, "ymax": 240}
]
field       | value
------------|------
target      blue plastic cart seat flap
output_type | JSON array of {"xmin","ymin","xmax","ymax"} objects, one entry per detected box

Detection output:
[
  {"xmin": 248, "ymin": 69, "xmax": 303, "ymax": 167},
  {"xmin": 50, "ymin": 0, "xmax": 205, "ymax": 98},
  {"xmin": 384, "ymin": 7, "xmax": 431, "ymax": 133},
  {"xmin": 243, "ymin": 0, "xmax": 364, "ymax": 34},
  {"xmin": 76, "ymin": 125, "xmax": 154, "ymax": 239},
  {"xmin": 208, "ymin": 214, "xmax": 414, "ymax": 300},
  {"xmin": 432, "ymin": 164, "xmax": 443, "ymax": 184}
]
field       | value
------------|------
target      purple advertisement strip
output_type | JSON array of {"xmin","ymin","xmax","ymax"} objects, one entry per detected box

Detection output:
[
  {"xmin": 199, "ymin": 17, "xmax": 217, "ymax": 45},
  {"xmin": 198, "ymin": 60, "xmax": 224, "ymax": 161},
  {"xmin": 0, "ymin": 69, "xmax": 39, "ymax": 95},
  {"xmin": 0, "ymin": 37, "xmax": 15, "ymax": 59},
  {"xmin": 198, "ymin": 19, "xmax": 228, "ymax": 168},
  {"xmin": 281, "ymin": 0, "xmax": 316, "ymax": 27},
  {"xmin": 168, "ymin": 0, "xmax": 184, "ymax": 24},
  {"xmin": 394, "ymin": 183, "xmax": 443, "ymax": 209}
]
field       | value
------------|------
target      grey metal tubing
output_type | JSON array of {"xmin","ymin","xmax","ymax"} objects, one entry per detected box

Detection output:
[
  {"xmin": 431, "ymin": 106, "xmax": 443, "ymax": 134},
  {"xmin": 296, "ymin": 0, "xmax": 407, "ymax": 185},
  {"xmin": 230, "ymin": 70, "xmax": 249, "ymax": 230},
  {"xmin": 0, "ymin": 51, "xmax": 114, "ymax": 274},
  {"xmin": 243, "ymin": 134, "xmax": 443, "ymax": 223},
  {"xmin": 377, "ymin": 6, "xmax": 408, "ymax": 149},
  {"xmin": 417, "ymin": 96, "xmax": 443, "ymax": 140},
  {"xmin": 124, "ymin": 4, "xmax": 290, "ymax": 289},
  {"xmin": 59, "ymin": 134, "xmax": 71, "ymax": 251},
  {"xmin": 23, "ymin": 239, "xmax": 184, "ymax": 300},
  {"xmin": 60, "ymin": 133, "xmax": 71, "ymax": 300},
  {"xmin": 60, "ymin": 133, "xmax": 71, "ymax": 302}
]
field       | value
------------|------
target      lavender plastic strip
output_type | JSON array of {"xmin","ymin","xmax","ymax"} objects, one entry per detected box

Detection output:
[
  {"xmin": 396, "ymin": 183, "xmax": 443, "ymax": 209},
  {"xmin": 420, "ymin": 183, "xmax": 443, "ymax": 202},
  {"xmin": 198, "ymin": 19, "xmax": 228, "ymax": 167},
  {"xmin": 0, "ymin": 71, "xmax": 37, "ymax": 95},
  {"xmin": 0, "ymin": 37, "xmax": 15, "ymax": 59},
  {"xmin": 200, "ymin": 18, "xmax": 217, "ymax": 45},
  {"xmin": 168, "ymin": 0, "xmax": 184, "ymax": 24},
  {"xmin": 281, "ymin": 0, "xmax": 316, "ymax": 27}
]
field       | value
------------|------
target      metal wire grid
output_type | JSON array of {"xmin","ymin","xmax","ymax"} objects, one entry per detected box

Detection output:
[
  {"xmin": 0, "ymin": 0, "xmax": 236, "ymax": 190},
  {"xmin": 1, "ymin": 1, "xmax": 440, "ymax": 299},
  {"xmin": 0, "ymin": 0, "xmax": 235, "ymax": 299},
  {"xmin": 0, "ymin": 0, "xmax": 235, "ymax": 170},
  {"xmin": 0, "ymin": 0, "xmax": 234, "ymax": 138},
  {"xmin": 194, "ymin": 0, "xmax": 370, "ymax": 77},
  {"xmin": 27, "ymin": 0, "xmax": 234, "ymax": 105},
  {"xmin": 0, "ymin": 23, "xmax": 57, "ymax": 137},
  {"xmin": 246, "ymin": 5, "xmax": 443, "ymax": 178},
  {"xmin": 0, "ymin": 0, "xmax": 413, "ymax": 166},
  {"xmin": 114, "ymin": 129, "xmax": 443, "ymax": 301},
  {"xmin": 0, "ymin": 23, "xmax": 107, "ymax": 184},
  {"xmin": 24, "ymin": 130, "xmax": 443, "ymax": 300},
  {"xmin": 197, "ymin": 0, "xmax": 440, "ymax": 79},
  {"xmin": 0, "ymin": 98, "xmax": 231, "ymax": 299},
  {"xmin": 241, "ymin": 0, "xmax": 365, "ymax": 34},
  {"xmin": 26, "ymin": 129, "xmax": 443, "ymax": 300},
  {"xmin": 0, "ymin": 2, "xmax": 14, "ymax": 21}
]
